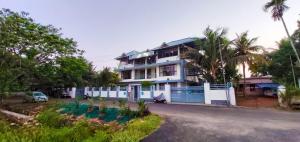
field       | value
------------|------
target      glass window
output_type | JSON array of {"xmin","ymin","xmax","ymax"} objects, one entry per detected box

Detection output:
[
  {"xmin": 122, "ymin": 70, "xmax": 132, "ymax": 79},
  {"xmin": 135, "ymin": 69, "xmax": 145, "ymax": 79},
  {"xmin": 159, "ymin": 64, "xmax": 177, "ymax": 76},
  {"xmin": 157, "ymin": 47, "xmax": 178, "ymax": 58}
]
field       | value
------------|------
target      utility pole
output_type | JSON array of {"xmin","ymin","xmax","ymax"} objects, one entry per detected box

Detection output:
[
  {"xmin": 290, "ymin": 55, "xmax": 297, "ymax": 87},
  {"xmin": 218, "ymin": 38, "xmax": 230, "ymax": 106}
]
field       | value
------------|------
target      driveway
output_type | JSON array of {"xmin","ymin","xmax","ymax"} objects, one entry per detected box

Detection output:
[{"xmin": 143, "ymin": 104, "xmax": 300, "ymax": 142}]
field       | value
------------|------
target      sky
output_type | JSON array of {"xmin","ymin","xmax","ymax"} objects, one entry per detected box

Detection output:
[{"xmin": 1, "ymin": 0, "xmax": 300, "ymax": 75}]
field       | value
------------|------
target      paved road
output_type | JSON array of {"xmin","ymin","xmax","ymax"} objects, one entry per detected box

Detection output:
[{"xmin": 143, "ymin": 104, "xmax": 300, "ymax": 142}]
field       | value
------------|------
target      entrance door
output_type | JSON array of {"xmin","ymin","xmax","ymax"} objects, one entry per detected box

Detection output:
[{"xmin": 134, "ymin": 86, "xmax": 139, "ymax": 101}]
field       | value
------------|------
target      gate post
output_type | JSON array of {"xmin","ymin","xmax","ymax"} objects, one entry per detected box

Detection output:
[
  {"xmin": 229, "ymin": 86, "xmax": 236, "ymax": 106},
  {"xmin": 164, "ymin": 84, "xmax": 171, "ymax": 103},
  {"xmin": 204, "ymin": 83, "xmax": 211, "ymax": 104},
  {"xmin": 71, "ymin": 87, "xmax": 76, "ymax": 98}
]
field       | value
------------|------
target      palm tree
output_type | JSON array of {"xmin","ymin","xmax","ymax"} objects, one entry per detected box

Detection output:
[
  {"xmin": 233, "ymin": 32, "xmax": 261, "ymax": 96},
  {"xmin": 184, "ymin": 27, "xmax": 232, "ymax": 83},
  {"xmin": 264, "ymin": 0, "xmax": 300, "ymax": 64}
]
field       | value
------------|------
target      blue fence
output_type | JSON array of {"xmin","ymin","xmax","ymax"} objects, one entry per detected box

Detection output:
[{"xmin": 171, "ymin": 86, "xmax": 205, "ymax": 103}]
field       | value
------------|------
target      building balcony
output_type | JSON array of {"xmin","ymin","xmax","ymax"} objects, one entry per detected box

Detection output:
[
  {"xmin": 118, "ymin": 63, "xmax": 134, "ymax": 70},
  {"xmin": 157, "ymin": 56, "xmax": 180, "ymax": 64}
]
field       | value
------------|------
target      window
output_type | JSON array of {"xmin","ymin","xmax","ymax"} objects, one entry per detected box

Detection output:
[
  {"xmin": 159, "ymin": 64, "xmax": 177, "ymax": 76},
  {"xmin": 135, "ymin": 69, "xmax": 145, "ymax": 79},
  {"xmin": 170, "ymin": 83, "xmax": 177, "ymax": 88},
  {"xmin": 147, "ymin": 68, "xmax": 156, "ymax": 79},
  {"xmin": 158, "ymin": 83, "xmax": 165, "ymax": 90},
  {"xmin": 147, "ymin": 56, "xmax": 156, "ymax": 64},
  {"xmin": 122, "ymin": 70, "xmax": 132, "ymax": 79},
  {"xmin": 157, "ymin": 47, "xmax": 178, "ymax": 58},
  {"xmin": 134, "ymin": 58, "xmax": 145, "ymax": 65}
]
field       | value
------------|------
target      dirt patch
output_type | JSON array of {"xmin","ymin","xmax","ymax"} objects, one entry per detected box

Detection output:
[
  {"xmin": 236, "ymin": 96, "xmax": 278, "ymax": 108},
  {"xmin": 0, "ymin": 97, "xmax": 64, "ymax": 115}
]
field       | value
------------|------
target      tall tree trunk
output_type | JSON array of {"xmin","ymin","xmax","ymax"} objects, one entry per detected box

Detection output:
[
  {"xmin": 243, "ymin": 62, "xmax": 246, "ymax": 97},
  {"xmin": 281, "ymin": 17, "xmax": 300, "ymax": 64}
]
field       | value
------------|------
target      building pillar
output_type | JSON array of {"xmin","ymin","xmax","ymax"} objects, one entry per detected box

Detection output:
[
  {"xmin": 204, "ymin": 83, "xmax": 211, "ymax": 104},
  {"xmin": 164, "ymin": 84, "xmax": 171, "ymax": 103},
  {"xmin": 145, "ymin": 68, "xmax": 148, "ymax": 79}
]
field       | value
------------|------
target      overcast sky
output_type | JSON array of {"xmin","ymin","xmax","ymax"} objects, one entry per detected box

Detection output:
[{"xmin": 1, "ymin": 0, "xmax": 300, "ymax": 72}]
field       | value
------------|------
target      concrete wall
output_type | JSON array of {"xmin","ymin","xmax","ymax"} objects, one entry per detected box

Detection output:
[
  {"xmin": 204, "ymin": 83, "xmax": 236, "ymax": 106},
  {"xmin": 69, "ymin": 83, "xmax": 235, "ymax": 106}
]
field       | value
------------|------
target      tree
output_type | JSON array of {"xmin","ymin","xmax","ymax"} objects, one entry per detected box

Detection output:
[
  {"xmin": 268, "ymin": 39, "xmax": 300, "ymax": 84},
  {"xmin": 0, "ymin": 9, "xmax": 89, "ymax": 97},
  {"xmin": 185, "ymin": 27, "xmax": 238, "ymax": 83},
  {"xmin": 233, "ymin": 32, "xmax": 261, "ymax": 96},
  {"xmin": 93, "ymin": 68, "xmax": 120, "ymax": 87},
  {"xmin": 264, "ymin": 0, "xmax": 300, "ymax": 64},
  {"xmin": 249, "ymin": 51, "xmax": 270, "ymax": 76}
]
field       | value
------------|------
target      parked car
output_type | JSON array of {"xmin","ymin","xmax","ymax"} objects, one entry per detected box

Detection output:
[{"xmin": 24, "ymin": 91, "xmax": 48, "ymax": 102}]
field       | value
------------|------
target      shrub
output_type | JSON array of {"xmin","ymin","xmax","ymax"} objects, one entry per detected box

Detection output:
[
  {"xmin": 84, "ymin": 130, "xmax": 111, "ymax": 142},
  {"xmin": 118, "ymin": 99, "xmax": 126, "ymax": 109},
  {"xmin": 99, "ymin": 98, "xmax": 107, "ymax": 114},
  {"xmin": 36, "ymin": 109, "xmax": 68, "ymax": 128},
  {"xmin": 87, "ymin": 99, "xmax": 94, "ymax": 112},
  {"xmin": 75, "ymin": 96, "xmax": 83, "ymax": 109},
  {"xmin": 137, "ymin": 100, "xmax": 150, "ymax": 117},
  {"xmin": 281, "ymin": 85, "xmax": 300, "ymax": 107}
]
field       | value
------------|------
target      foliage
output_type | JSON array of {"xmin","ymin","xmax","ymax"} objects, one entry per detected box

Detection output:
[
  {"xmin": 74, "ymin": 95, "xmax": 82, "ymax": 109},
  {"xmin": 281, "ymin": 85, "xmax": 300, "ymax": 107},
  {"xmin": 0, "ymin": 9, "xmax": 93, "ymax": 96},
  {"xmin": 87, "ymin": 99, "xmax": 95, "ymax": 112},
  {"xmin": 184, "ymin": 27, "xmax": 239, "ymax": 83},
  {"xmin": 36, "ymin": 109, "xmax": 69, "ymax": 128},
  {"xmin": 0, "ymin": 110, "xmax": 161, "ymax": 142},
  {"xmin": 93, "ymin": 68, "xmax": 120, "ymax": 87},
  {"xmin": 118, "ymin": 99, "xmax": 126, "ymax": 109},
  {"xmin": 264, "ymin": 0, "xmax": 288, "ymax": 21},
  {"xmin": 141, "ymin": 81, "xmax": 153, "ymax": 87},
  {"xmin": 268, "ymin": 39, "xmax": 300, "ymax": 84},
  {"xmin": 111, "ymin": 115, "xmax": 162, "ymax": 142},
  {"xmin": 99, "ymin": 98, "xmax": 107, "ymax": 114},
  {"xmin": 264, "ymin": 0, "xmax": 300, "ymax": 64},
  {"xmin": 137, "ymin": 100, "xmax": 150, "ymax": 117},
  {"xmin": 83, "ymin": 130, "xmax": 110, "ymax": 142}
]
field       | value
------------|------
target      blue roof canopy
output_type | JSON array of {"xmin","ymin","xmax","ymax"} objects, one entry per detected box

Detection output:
[{"xmin": 256, "ymin": 83, "xmax": 280, "ymax": 89}]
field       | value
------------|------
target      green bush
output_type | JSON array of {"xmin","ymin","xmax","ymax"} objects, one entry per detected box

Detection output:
[
  {"xmin": 137, "ymin": 100, "xmax": 150, "ymax": 117},
  {"xmin": 281, "ymin": 85, "xmax": 300, "ymax": 107},
  {"xmin": 36, "ymin": 109, "xmax": 68, "ymax": 128}
]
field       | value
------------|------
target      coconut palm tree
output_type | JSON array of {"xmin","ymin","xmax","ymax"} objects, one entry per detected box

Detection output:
[
  {"xmin": 184, "ymin": 27, "xmax": 233, "ymax": 83},
  {"xmin": 233, "ymin": 32, "xmax": 261, "ymax": 96},
  {"xmin": 264, "ymin": 0, "xmax": 300, "ymax": 64}
]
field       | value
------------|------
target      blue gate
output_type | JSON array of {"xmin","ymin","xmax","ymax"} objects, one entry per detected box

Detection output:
[
  {"xmin": 171, "ymin": 86, "xmax": 205, "ymax": 103},
  {"xmin": 75, "ymin": 88, "xmax": 85, "ymax": 98}
]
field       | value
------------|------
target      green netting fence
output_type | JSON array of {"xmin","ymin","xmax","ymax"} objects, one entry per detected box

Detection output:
[{"xmin": 60, "ymin": 103, "xmax": 134, "ymax": 124}]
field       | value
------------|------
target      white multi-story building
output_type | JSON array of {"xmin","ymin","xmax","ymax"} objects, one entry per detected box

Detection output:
[{"xmin": 115, "ymin": 38, "xmax": 199, "ymax": 94}]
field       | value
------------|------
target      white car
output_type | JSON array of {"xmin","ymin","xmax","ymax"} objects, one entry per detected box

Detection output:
[{"xmin": 24, "ymin": 91, "xmax": 48, "ymax": 102}]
